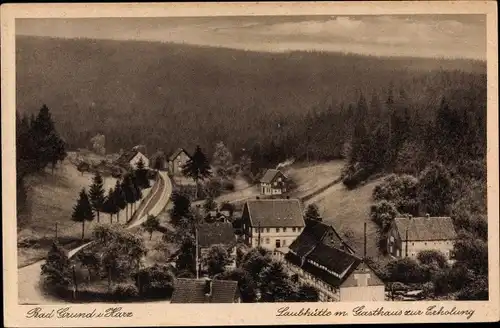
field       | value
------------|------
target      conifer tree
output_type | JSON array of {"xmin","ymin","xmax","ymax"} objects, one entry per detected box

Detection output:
[
  {"xmin": 102, "ymin": 188, "xmax": 118, "ymax": 223},
  {"xmin": 72, "ymin": 188, "xmax": 94, "ymax": 239},
  {"xmin": 89, "ymin": 172, "xmax": 105, "ymax": 223},
  {"xmin": 181, "ymin": 145, "xmax": 212, "ymax": 199},
  {"xmin": 113, "ymin": 181, "xmax": 127, "ymax": 223},
  {"xmin": 40, "ymin": 242, "xmax": 72, "ymax": 290}
]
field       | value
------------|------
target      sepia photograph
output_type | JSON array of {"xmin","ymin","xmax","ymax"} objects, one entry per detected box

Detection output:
[{"xmin": 2, "ymin": 2, "xmax": 499, "ymax": 326}]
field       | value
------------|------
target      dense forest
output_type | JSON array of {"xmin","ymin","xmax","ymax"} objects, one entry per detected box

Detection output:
[{"xmin": 16, "ymin": 36, "xmax": 486, "ymax": 171}]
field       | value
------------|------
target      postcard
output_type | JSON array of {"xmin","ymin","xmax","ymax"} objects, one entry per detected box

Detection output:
[{"xmin": 2, "ymin": 1, "xmax": 499, "ymax": 327}]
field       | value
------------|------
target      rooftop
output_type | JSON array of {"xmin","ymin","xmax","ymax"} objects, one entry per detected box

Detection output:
[
  {"xmin": 197, "ymin": 222, "xmax": 236, "ymax": 248},
  {"xmin": 259, "ymin": 169, "xmax": 286, "ymax": 184},
  {"xmin": 394, "ymin": 216, "xmax": 457, "ymax": 241},
  {"xmin": 171, "ymin": 278, "xmax": 239, "ymax": 303},
  {"xmin": 244, "ymin": 198, "xmax": 304, "ymax": 228}
]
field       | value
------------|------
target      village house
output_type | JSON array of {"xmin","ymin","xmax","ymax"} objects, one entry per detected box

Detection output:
[
  {"xmin": 196, "ymin": 222, "xmax": 238, "ymax": 272},
  {"xmin": 168, "ymin": 148, "xmax": 191, "ymax": 176},
  {"xmin": 386, "ymin": 215, "xmax": 458, "ymax": 261},
  {"xmin": 241, "ymin": 198, "xmax": 305, "ymax": 252},
  {"xmin": 115, "ymin": 149, "xmax": 150, "ymax": 170},
  {"xmin": 259, "ymin": 169, "xmax": 288, "ymax": 195},
  {"xmin": 283, "ymin": 223, "xmax": 385, "ymax": 302},
  {"xmin": 171, "ymin": 278, "xmax": 240, "ymax": 303}
]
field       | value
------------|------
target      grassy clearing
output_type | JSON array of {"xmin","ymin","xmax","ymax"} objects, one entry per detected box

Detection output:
[
  {"xmin": 18, "ymin": 159, "xmax": 119, "ymax": 267},
  {"xmin": 310, "ymin": 177, "xmax": 390, "ymax": 262},
  {"xmin": 284, "ymin": 160, "xmax": 345, "ymax": 197}
]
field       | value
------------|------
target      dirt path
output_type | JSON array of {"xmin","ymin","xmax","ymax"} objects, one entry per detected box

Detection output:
[{"xmin": 18, "ymin": 171, "xmax": 172, "ymax": 305}]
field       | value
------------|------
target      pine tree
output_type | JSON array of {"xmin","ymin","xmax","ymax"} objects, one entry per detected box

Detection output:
[
  {"xmin": 89, "ymin": 172, "xmax": 105, "ymax": 223},
  {"xmin": 102, "ymin": 188, "xmax": 117, "ymax": 223},
  {"xmin": 212, "ymin": 141, "xmax": 234, "ymax": 180},
  {"xmin": 72, "ymin": 188, "xmax": 94, "ymax": 239},
  {"xmin": 181, "ymin": 145, "xmax": 212, "ymax": 199},
  {"xmin": 141, "ymin": 215, "xmax": 160, "ymax": 240},
  {"xmin": 113, "ymin": 180, "xmax": 127, "ymax": 223}
]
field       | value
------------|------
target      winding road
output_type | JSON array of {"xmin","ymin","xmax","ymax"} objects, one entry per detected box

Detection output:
[{"xmin": 17, "ymin": 171, "xmax": 172, "ymax": 305}]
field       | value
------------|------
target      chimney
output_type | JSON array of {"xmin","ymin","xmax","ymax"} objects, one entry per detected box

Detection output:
[{"xmin": 204, "ymin": 279, "xmax": 212, "ymax": 301}]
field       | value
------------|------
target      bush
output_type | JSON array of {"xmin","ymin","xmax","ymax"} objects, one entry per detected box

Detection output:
[
  {"xmin": 386, "ymin": 258, "xmax": 429, "ymax": 284},
  {"xmin": 370, "ymin": 200, "xmax": 398, "ymax": 230},
  {"xmin": 342, "ymin": 167, "xmax": 370, "ymax": 189},
  {"xmin": 417, "ymin": 250, "xmax": 448, "ymax": 269},
  {"xmin": 222, "ymin": 180, "xmax": 235, "ymax": 191},
  {"xmin": 134, "ymin": 264, "xmax": 175, "ymax": 299},
  {"xmin": 112, "ymin": 283, "xmax": 139, "ymax": 300}
]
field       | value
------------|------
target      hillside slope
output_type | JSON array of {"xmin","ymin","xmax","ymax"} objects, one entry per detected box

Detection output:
[
  {"xmin": 16, "ymin": 36, "xmax": 486, "ymax": 156},
  {"xmin": 17, "ymin": 159, "xmax": 117, "ymax": 267}
]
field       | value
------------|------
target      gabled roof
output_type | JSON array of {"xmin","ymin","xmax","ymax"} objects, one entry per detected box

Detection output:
[
  {"xmin": 289, "ymin": 218, "xmax": 355, "ymax": 258},
  {"xmin": 115, "ymin": 150, "xmax": 139, "ymax": 165},
  {"xmin": 259, "ymin": 169, "xmax": 286, "ymax": 184},
  {"xmin": 171, "ymin": 278, "xmax": 239, "ymax": 303},
  {"xmin": 285, "ymin": 244, "xmax": 362, "ymax": 287},
  {"xmin": 394, "ymin": 216, "xmax": 457, "ymax": 241},
  {"xmin": 197, "ymin": 222, "xmax": 236, "ymax": 248},
  {"xmin": 169, "ymin": 148, "xmax": 191, "ymax": 161},
  {"xmin": 244, "ymin": 199, "xmax": 305, "ymax": 228},
  {"xmin": 340, "ymin": 261, "xmax": 385, "ymax": 287}
]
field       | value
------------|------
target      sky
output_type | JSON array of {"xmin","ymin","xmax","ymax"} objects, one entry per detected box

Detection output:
[{"xmin": 16, "ymin": 15, "xmax": 487, "ymax": 60}]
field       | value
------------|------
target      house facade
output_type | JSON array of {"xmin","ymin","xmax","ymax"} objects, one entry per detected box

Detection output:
[
  {"xmin": 115, "ymin": 150, "xmax": 149, "ymax": 170},
  {"xmin": 282, "ymin": 223, "xmax": 385, "ymax": 302},
  {"xmin": 387, "ymin": 215, "xmax": 457, "ymax": 261},
  {"xmin": 168, "ymin": 148, "xmax": 191, "ymax": 176},
  {"xmin": 259, "ymin": 169, "xmax": 288, "ymax": 195},
  {"xmin": 241, "ymin": 198, "xmax": 305, "ymax": 251}
]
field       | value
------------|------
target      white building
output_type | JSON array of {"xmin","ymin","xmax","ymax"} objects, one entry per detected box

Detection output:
[
  {"xmin": 115, "ymin": 150, "xmax": 149, "ymax": 170},
  {"xmin": 387, "ymin": 215, "xmax": 457, "ymax": 261},
  {"xmin": 282, "ymin": 219, "xmax": 386, "ymax": 302},
  {"xmin": 241, "ymin": 198, "xmax": 305, "ymax": 250},
  {"xmin": 259, "ymin": 169, "xmax": 288, "ymax": 195}
]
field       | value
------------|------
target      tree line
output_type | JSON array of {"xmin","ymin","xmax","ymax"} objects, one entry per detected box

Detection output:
[
  {"xmin": 71, "ymin": 158, "xmax": 151, "ymax": 239},
  {"xmin": 16, "ymin": 105, "xmax": 67, "ymax": 217}
]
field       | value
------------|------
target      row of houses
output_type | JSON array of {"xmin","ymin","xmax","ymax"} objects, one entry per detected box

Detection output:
[
  {"xmin": 171, "ymin": 196, "xmax": 459, "ymax": 303},
  {"xmin": 114, "ymin": 147, "xmax": 192, "ymax": 175}
]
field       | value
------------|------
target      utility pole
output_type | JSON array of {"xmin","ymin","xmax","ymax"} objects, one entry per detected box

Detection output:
[
  {"xmin": 363, "ymin": 222, "xmax": 367, "ymax": 259},
  {"xmin": 195, "ymin": 225, "xmax": 199, "ymax": 279},
  {"xmin": 72, "ymin": 265, "xmax": 77, "ymax": 300}
]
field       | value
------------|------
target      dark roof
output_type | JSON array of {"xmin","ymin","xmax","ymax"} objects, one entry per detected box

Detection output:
[
  {"xmin": 285, "ymin": 246, "xmax": 361, "ymax": 288},
  {"xmin": 259, "ymin": 169, "xmax": 286, "ymax": 183},
  {"xmin": 289, "ymin": 219, "xmax": 356, "ymax": 258},
  {"xmin": 197, "ymin": 222, "xmax": 236, "ymax": 248},
  {"xmin": 307, "ymin": 243, "xmax": 361, "ymax": 276},
  {"xmin": 394, "ymin": 216, "xmax": 457, "ymax": 241},
  {"xmin": 171, "ymin": 278, "xmax": 239, "ymax": 303},
  {"xmin": 244, "ymin": 199, "xmax": 305, "ymax": 228},
  {"xmin": 115, "ymin": 150, "xmax": 139, "ymax": 165},
  {"xmin": 169, "ymin": 148, "xmax": 191, "ymax": 161}
]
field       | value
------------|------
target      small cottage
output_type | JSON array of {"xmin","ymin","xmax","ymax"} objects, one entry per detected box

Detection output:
[
  {"xmin": 171, "ymin": 278, "xmax": 240, "ymax": 303},
  {"xmin": 168, "ymin": 148, "xmax": 191, "ymax": 176},
  {"xmin": 259, "ymin": 169, "xmax": 288, "ymax": 195},
  {"xmin": 387, "ymin": 215, "xmax": 458, "ymax": 260},
  {"xmin": 115, "ymin": 150, "xmax": 149, "ymax": 170}
]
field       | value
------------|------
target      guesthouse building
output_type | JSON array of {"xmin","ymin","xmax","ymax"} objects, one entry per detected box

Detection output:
[
  {"xmin": 259, "ymin": 169, "xmax": 288, "ymax": 196},
  {"xmin": 241, "ymin": 198, "xmax": 305, "ymax": 251},
  {"xmin": 386, "ymin": 215, "xmax": 458, "ymax": 261}
]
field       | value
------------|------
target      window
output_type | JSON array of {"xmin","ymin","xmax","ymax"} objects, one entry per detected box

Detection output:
[
  {"xmin": 266, "ymin": 228, "xmax": 270, "ymax": 233},
  {"xmin": 275, "ymin": 239, "xmax": 281, "ymax": 248},
  {"xmin": 265, "ymin": 238, "xmax": 270, "ymax": 244},
  {"xmin": 260, "ymin": 228, "xmax": 264, "ymax": 233},
  {"xmin": 283, "ymin": 228, "xmax": 287, "ymax": 232},
  {"xmin": 292, "ymin": 227, "xmax": 296, "ymax": 232},
  {"xmin": 254, "ymin": 228, "xmax": 259, "ymax": 233},
  {"xmin": 276, "ymin": 228, "xmax": 280, "ymax": 233},
  {"xmin": 412, "ymin": 242, "xmax": 414, "ymax": 246}
]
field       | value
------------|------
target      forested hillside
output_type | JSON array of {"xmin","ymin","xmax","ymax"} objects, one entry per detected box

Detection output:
[{"xmin": 16, "ymin": 36, "xmax": 486, "ymax": 170}]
